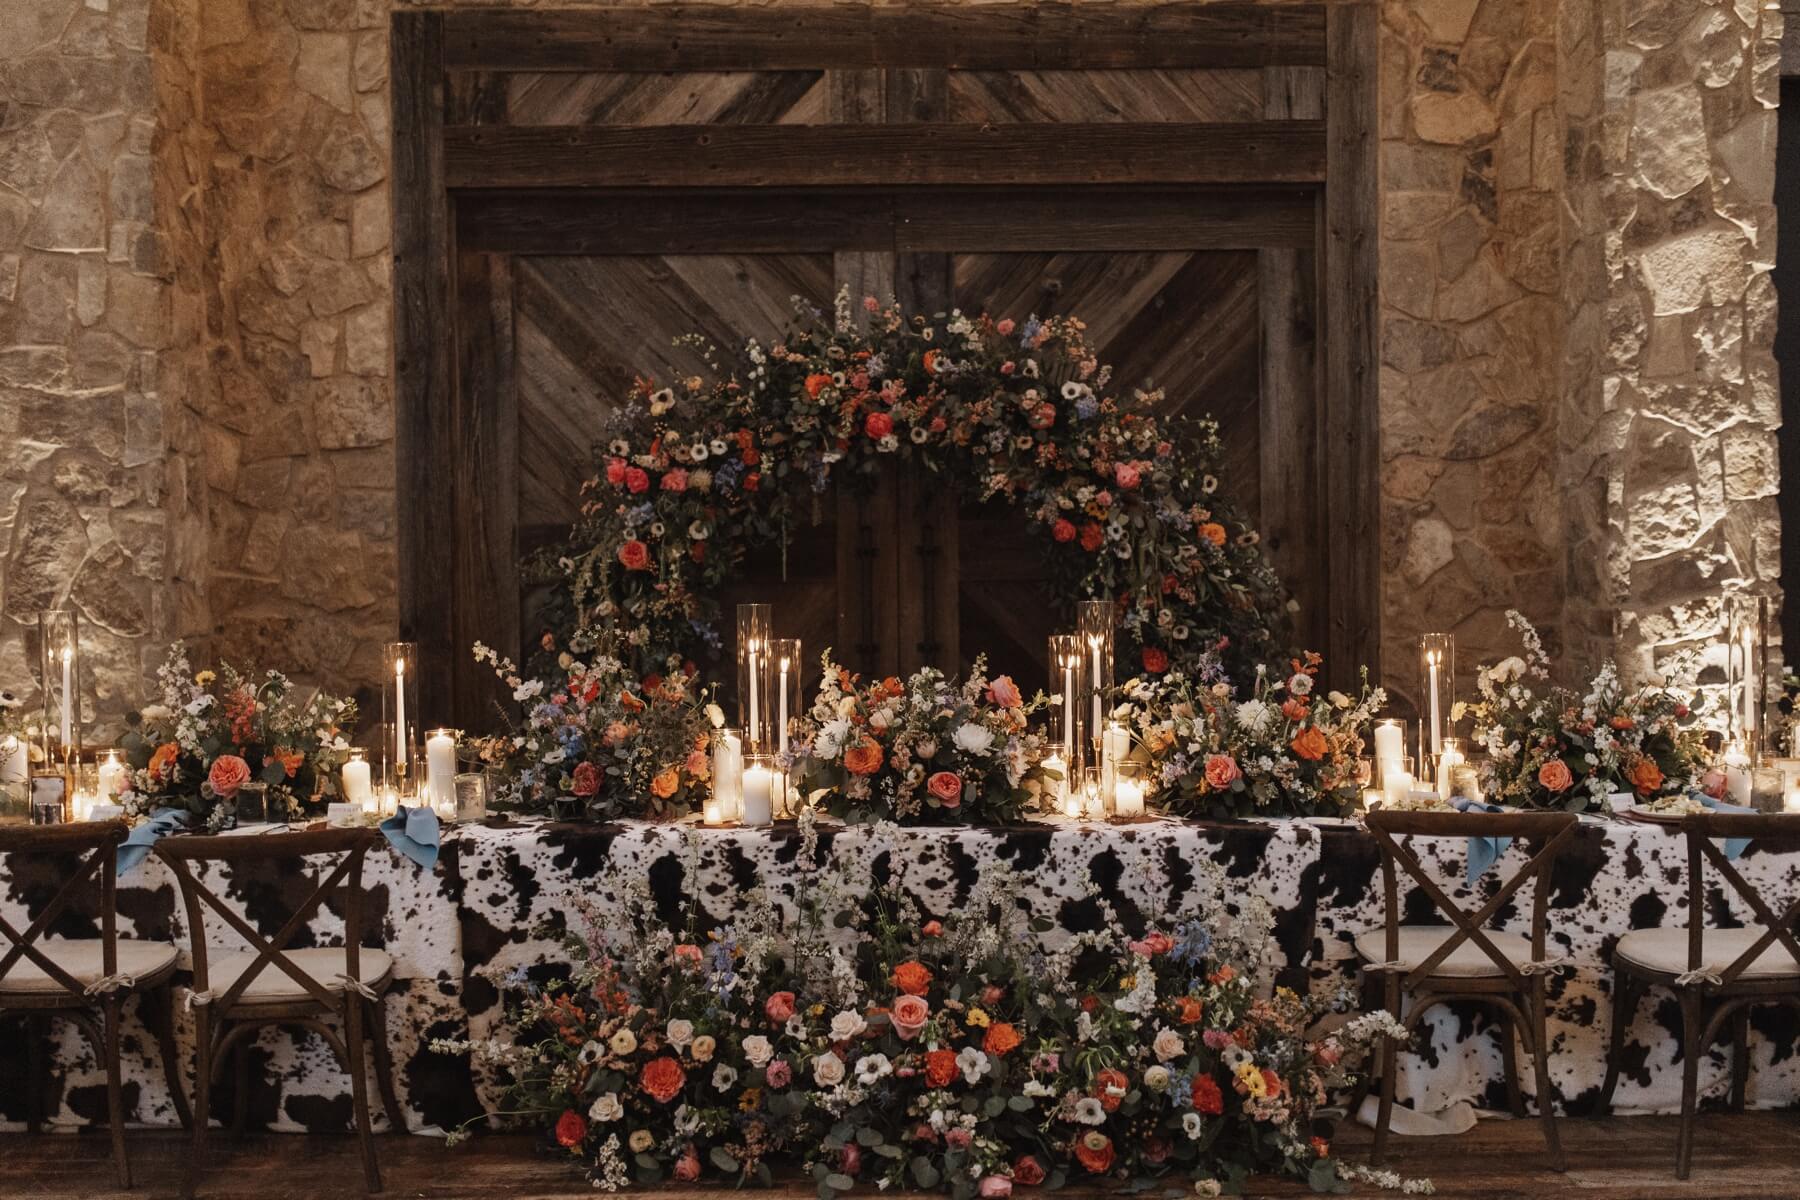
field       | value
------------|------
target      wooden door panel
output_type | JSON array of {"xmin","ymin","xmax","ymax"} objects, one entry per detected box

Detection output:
[
  {"xmin": 506, "ymin": 70, "xmax": 829, "ymax": 125},
  {"xmin": 947, "ymin": 68, "xmax": 1268, "ymax": 124}
]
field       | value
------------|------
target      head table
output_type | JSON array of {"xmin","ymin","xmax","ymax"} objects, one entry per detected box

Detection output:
[{"xmin": 2, "ymin": 813, "xmax": 1796, "ymax": 1135}]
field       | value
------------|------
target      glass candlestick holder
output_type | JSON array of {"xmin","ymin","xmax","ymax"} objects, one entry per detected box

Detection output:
[{"xmin": 381, "ymin": 641, "xmax": 419, "ymax": 794}]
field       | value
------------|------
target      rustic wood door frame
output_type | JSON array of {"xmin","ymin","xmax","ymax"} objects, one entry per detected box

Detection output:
[{"xmin": 392, "ymin": 3, "xmax": 1381, "ymax": 723}]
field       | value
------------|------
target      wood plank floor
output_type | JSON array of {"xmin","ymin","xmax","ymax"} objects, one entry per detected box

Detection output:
[{"xmin": 2, "ymin": 1114, "xmax": 1797, "ymax": 1199}]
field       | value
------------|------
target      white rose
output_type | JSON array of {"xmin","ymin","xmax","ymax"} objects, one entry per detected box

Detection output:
[
  {"xmin": 829, "ymin": 1011, "xmax": 868, "ymax": 1041},
  {"xmin": 741, "ymin": 1035, "xmax": 774, "ymax": 1068},
  {"xmin": 588, "ymin": 1092, "xmax": 624, "ymax": 1123},
  {"xmin": 1144, "ymin": 1065, "xmax": 1171, "ymax": 1093},
  {"xmin": 665, "ymin": 1019, "xmax": 694, "ymax": 1050},
  {"xmin": 813, "ymin": 1051, "xmax": 846, "ymax": 1087},
  {"xmin": 952, "ymin": 723, "xmax": 995, "ymax": 756},
  {"xmin": 1153, "ymin": 1028, "xmax": 1185, "ymax": 1062}
]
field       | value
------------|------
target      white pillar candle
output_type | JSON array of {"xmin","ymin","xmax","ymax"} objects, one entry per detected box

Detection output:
[
  {"xmin": 97, "ymin": 752, "xmax": 126, "ymax": 798},
  {"xmin": 778, "ymin": 655, "xmax": 790, "ymax": 756},
  {"xmin": 0, "ymin": 736, "xmax": 26, "ymax": 784},
  {"xmin": 1114, "ymin": 777, "xmax": 1145, "ymax": 818},
  {"xmin": 712, "ymin": 732, "xmax": 744, "ymax": 821},
  {"xmin": 1373, "ymin": 720, "xmax": 1403, "ymax": 764},
  {"xmin": 747, "ymin": 643, "xmax": 761, "ymax": 746},
  {"xmin": 1382, "ymin": 770, "xmax": 1414, "ymax": 806},
  {"xmin": 342, "ymin": 755, "xmax": 373, "ymax": 810},
  {"xmin": 742, "ymin": 763, "xmax": 773, "ymax": 827},
  {"xmin": 1723, "ymin": 744, "xmax": 1752, "ymax": 806},
  {"xmin": 1433, "ymin": 742, "xmax": 1464, "ymax": 800},
  {"xmin": 1742, "ymin": 631, "xmax": 1756, "ymax": 743},
  {"xmin": 426, "ymin": 729, "xmax": 457, "ymax": 815},
  {"xmin": 1784, "ymin": 787, "xmax": 1800, "ymax": 814},
  {"xmin": 394, "ymin": 656, "xmax": 409, "ymax": 779},
  {"xmin": 59, "ymin": 645, "xmax": 73, "ymax": 749}
]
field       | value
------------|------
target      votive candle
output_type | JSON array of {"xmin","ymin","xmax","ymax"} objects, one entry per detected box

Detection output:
[
  {"xmin": 425, "ymin": 728, "xmax": 458, "ymax": 815},
  {"xmin": 742, "ymin": 761, "xmax": 773, "ymax": 827}
]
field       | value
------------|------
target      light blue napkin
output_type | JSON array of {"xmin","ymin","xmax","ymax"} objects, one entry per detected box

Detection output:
[
  {"xmin": 1698, "ymin": 793, "xmax": 1754, "ymax": 860},
  {"xmin": 1453, "ymin": 797, "xmax": 1512, "ymax": 885},
  {"xmin": 118, "ymin": 808, "xmax": 196, "ymax": 875},
  {"xmin": 380, "ymin": 804, "xmax": 441, "ymax": 870}
]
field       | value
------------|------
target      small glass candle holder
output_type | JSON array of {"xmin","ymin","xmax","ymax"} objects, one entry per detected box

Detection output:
[
  {"xmin": 455, "ymin": 771, "xmax": 490, "ymax": 822},
  {"xmin": 736, "ymin": 604, "xmax": 773, "ymax": 754},
  {"xmin": 741, "ymin": 754, "xmax": 775, "ymax": 827},
  {"xmin": 711, "ymin": 726, "xmax": 744, "ymax": 822},
  {"xmin": 1380, "ymin": 755, "xmax": 1416, "ymax": 806},
  {"xmin": 30, "ymin": 773, "xmax": 67, "ymax": 825},
  {"xmin": 1080, "ymin": 765, "xmax": 1103, "ymax": 821},
  {"xmin": 381, "ymin": 642, "xmax": 420, "ymax": 793},
  {"xmin": 235, "ymin": 781, "xmax": 271, "ymax": 825},
  {"xmin": 1112, "ymin": 762, "xmax": 1149, "ymax": 822},
  {"xmin": 1419, "ymin": 633, "xmax": 1454, "ymax": 761},
  {"xmin": 37, "ymin": 609, "xmax": 82, "ymax": 767},
  {"xmin": 769, "ymin": 637, "xmax": 803, "ymax": 764}
]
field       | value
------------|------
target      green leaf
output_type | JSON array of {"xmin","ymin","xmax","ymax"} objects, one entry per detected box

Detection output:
[
  {"xmin": 855, "ymin": 1126, "xmax": 884, "ymax": 1147},
  {"xmin": 825, "ymin": 1173, "xmax": 856, "ymax": 1192},
  {"xmin": 982, "ymin": 1096, "xmax": 1006, "ymax": 1118},
  {"xmin": 873, "ymin": 1144, "xmax": 904, "ymax": 1160},
  {"xmin": 709, "ymin": 1147, "xmax": 741, "ymax": 1174},
  {"xmin": 910, "ymin": 1158, "xmax": 940, "ymax": 1189},
  {"xmin": 1006, "ymin": 1095, "xmax": 1033, "ymax": 1112}
]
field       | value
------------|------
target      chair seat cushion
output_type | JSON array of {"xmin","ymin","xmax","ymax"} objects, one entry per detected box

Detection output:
[
  {"xmin": 204, "ymin": 948, "xmax": 395, "ymax": 1006},
  {"xmin": 1615, "ymin": 928, "xmax": 1800, "ymax": 980},
  {"xmin": 0, "ymin": 939, "xmax": 179, "ymax": 996},
  {"xmin": 1354, "ymin": 927, "xmax": 1537, "ymax": 977}
]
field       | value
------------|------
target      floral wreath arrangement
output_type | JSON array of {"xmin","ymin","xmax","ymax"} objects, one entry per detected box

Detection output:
[
  {"xmin": 118, "ymin": 643, "xmax": 359, "ymax": 830},
  {"xmin": 789, "ymin": 653, "xmax": 1050, "ymax": 826},
  {"xmin": 544, "ymin": 292, "xmax": 1285, "ymax": 682},
  {"xmin": 1117, "ymin": 650, "xmax": 1384, "ymax": 819},
  {"xmin": 437, "ymin": 829, "xmax": 1413, "ymax": 1195},
  {"xmin": 467, "ymin": 639, "xmax": 713, "ymax": 820},
  {"xmin": 1456, "ymin": 611, "xmax": 1709, "ymax": 813}
]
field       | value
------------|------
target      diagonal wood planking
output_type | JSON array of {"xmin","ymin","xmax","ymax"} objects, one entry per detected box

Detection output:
[{"xmin": 506, "ymin": 71, "xmax": 828, "ymax": 125}]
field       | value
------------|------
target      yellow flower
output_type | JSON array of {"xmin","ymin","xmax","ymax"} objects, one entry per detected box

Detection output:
[
  {"xmin": 965, "ymin": 1007, "xmax": 990, "ymax": 1029},
  {"xmin": 738, "ymin": 1087, "xmax": 762, "ymax": 1112},
  {"xmin": 195, "ymin": 670, "xmax": 216, "ymax": 687},
  {"xmin": 629, "ymin": 1130, "xmax": 654, "ymax": 1153},
  {"xmin": 1234, "ymin": 1060, "xmax": 1267, "ymax": 1099}
]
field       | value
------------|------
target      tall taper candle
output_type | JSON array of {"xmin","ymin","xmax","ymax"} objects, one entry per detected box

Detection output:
[
  {"xmin": 59, "ymin": 644, "xmax": 72, "ymax": 749},
  {"xmin": 394, "ymin": 655, "xmax": 408, "ymax": 779}
]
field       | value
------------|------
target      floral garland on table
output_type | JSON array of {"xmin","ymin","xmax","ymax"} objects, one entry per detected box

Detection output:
[
  {"xmin": 1117, "ymin": 651, "xmax": 1384, "ymax": 819},
  {"xmin": 543, "ymin": 292, "xmax": 1286, "ymax": 681},
  {"xmin": 1456, "ymin": 611, "xmax": 1709, "ymax": 813},
  {"xmin": 119, "ymin": 644, "xmax": 358, "ymax": 830},
  {"xmin": 438, "ymin": 831, "xmax": 1415, "ymax": 1195},
  {"xmin": 789, "ymin": 653, "xmax": 1051, "ymax": 825},
  {"xmin": 468, "ymin": 640, "xmax": 713, "ymax": 820}
]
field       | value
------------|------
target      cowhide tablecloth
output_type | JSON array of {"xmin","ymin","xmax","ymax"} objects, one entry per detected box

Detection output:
[{"xmin": 3, "ymin": 815, "xmax": 1797, "ymax": 1135}]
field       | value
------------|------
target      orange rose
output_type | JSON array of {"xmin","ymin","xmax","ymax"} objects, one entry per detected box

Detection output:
[
  {"xmin": 1537, "ymin": 759, "xmax": 1574, "ymax": 793},
  {"xmin": 149, "ymin": 742, "xmax": 180, "ymax": 783},
  {"xmin": 924, "ymin": 1048, "xmax": 959, "ymax": 1088},
  {"xmin": 1172, "ymin": 995, "xmax": 1204, "ymax": 1025},
  {"xmin": 1629, "ymin": 758, "xmax": 1664, "ymax": 794},
  {"xmin": 639, "ymin": 1056, "xmax": 686, "ymax": 1104},
  {"xmin": 1073, "ymin": 1132, "xmax": 1114, "ymax": 1174},
  {"xmin": 983, "ymin": 1022, "xmax": 1023, "ymax": 1058},
  {"xmin": 891, "ymin": 960, "xmax": 933, "ymax": 996},
  {"xmin": 1290, "ymin": 727, "xmax": 1328, "ymax": 762},
  {"xmin": 1199, "ymin": 522, "xmax": 1227, "ymax": 547},
  {"xmin": 804, "ymin": 373, "xmax": 833, "ymax": 399},
  {"xmin": 844, "ymin": 738, "xmax": 885, "ymax": 776},
  {"xmin": 651, "ymin": 768, "xmax": 679, "ymax": 798},
  {"xmin": 1093, "ymin": 1068, "xmax": 1129, "ymax": 1112},
  {"xmin": 1203, "ymin": 754, "xmax": 1240, "ymax": 790}
]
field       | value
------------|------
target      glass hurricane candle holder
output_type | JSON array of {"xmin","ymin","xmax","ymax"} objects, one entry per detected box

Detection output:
[
  {"xmin": 770, "ymin": 637, "xmax": 803, "ymax": 763},
  {"xmin": 1076, "ymin": 600, "xmax": 1114, "ymax": 799},
  {"xmin": 381, "ymin": 642, "xmax": 420, "ymax": 794},
  {"xmin": 1725, "ymin": 594, "xmax": 1769, "ymax": 760},
  {"xmin": 711, "ymin": 726, "xmax": 744, "ymax": 822},
  {"xmin": 1419, "ymin": 633, "xmax": 1454, "ymax": 761},
  {"xmin": 455, "ymin": 771, "xmax": 490, "ymax": 822},
  {"xmin": 1048, "ymin": 633, "xmax": 1082, "ymax": 775},
  {"xmin": 736, "ymin": 604, "xmax": 773, "ymax": 754},
  {"xmin": 37, "ymin": 609, "xmax": 81, "ymax": 766},
  {"xmin": 1112, "ymin": 761, "xmax": 1149, "ymax": 822}
]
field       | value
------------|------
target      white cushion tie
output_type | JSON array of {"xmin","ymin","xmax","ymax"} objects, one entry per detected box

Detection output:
[
  {"xmin": 334, "ymin": 972, "xmax": 381, "ymax": 1002},
  {"xmin": 1520, "ymin": 955, "xmax": 1571, "ymax": 977},
  {"xmin": 185, "ymin": 987, "xmax": 215, "ymax": 1010},
  {"xmin": 1674, "ymin": 968, "xmax": 1723, "ymax": 987},
  {"xmin": 82, "ymin": 972, "xmax": 138, "ymax": 996}
]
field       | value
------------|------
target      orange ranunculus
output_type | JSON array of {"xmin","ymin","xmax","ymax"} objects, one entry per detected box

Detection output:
[
  {"xmin": 1093, "ymin": 1068, "xmax": 1129, "ymax": 1112},
  {"xmin": 1281, "ymin": 698, "xmax": 1310, "ymax": 722},
  {"xmin": 924, "ymin": 1048, "xmax": 959, "ymax": 1088},
  {"xmin": 149, "ymin": 742, "xmax": 180, "ymax": 783},
  {"xmin": 891, "ymin": 960, "xmax": 933, "ymax": 996},
  {"xmin": 1290, "ymin": 727, "xmax": 1329, "ymax": 762},
  {"xmin": 1073, "ymin": 1132, "xmax": 1115, "ymax": 1175},
  {"xmin": 619, "ymin": 691, "xmax": 646, "ymax": 713},
  {"xmin": 1537, "ymin": 759, "xmax": 1574, "ymax": 793},
  {"xmin": 1629, "ymin": 758, "xmax": 1664, "ymax": 794},
  {"xmin": 269, "ymin": 748, "xmax": 305, "ymax": 778},
  {"xmin": 844, "ymin": 737, "xmax": 885, "ymax": 776},
  {"xmin": 554, "ymin": 1109, "xmax": 588, "ymax": 1149},
  {"xmin": 639, "ymin": 1056, "xmax": 686, "ymax": 1104},
  {"xmin": 804, "ymin": 373, "xmax": 834, "ymax": 399},
  {"xmin": 983, "ymin": 1022, "xmax": 1023, "ymax": 1058},
  {"xmin": 651, "ymin": 768, "xmax": 679, "ymax": 799},
  {"xmin": 1172, "ymin": 995, "xmax": 1204, "ymax": 1025},
  {"xmin": 1199, "ymin": 522, "xmax": 1227, "ymax": 547}
]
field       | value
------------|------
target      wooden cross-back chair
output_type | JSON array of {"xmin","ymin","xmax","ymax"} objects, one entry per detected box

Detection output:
[
  {"xmin": 0, "ymin": 820, "xmax": 189, "ymax": 1188},
  {"xmin": 154, "ymin": 827, "xmax": 403, "ymax": 1197},
  {"xmin": 1357, "ymin": 809, "xmax": 1578, "ymax": 1172},
  {"xmin": 1598, "ymin": 812, "xmax": 1800, "ymax": 1178}
]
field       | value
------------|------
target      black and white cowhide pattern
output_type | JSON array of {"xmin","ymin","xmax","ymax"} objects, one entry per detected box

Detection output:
[{"xmin": 4, "ymin": 816, "xmax": 1799, "ymax": 1136}]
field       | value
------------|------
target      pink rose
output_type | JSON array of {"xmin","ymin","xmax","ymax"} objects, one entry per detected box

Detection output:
[
  {"xmin": 946, "ymin": 1128, "xmax": 974, "ymax": 1151},
  {"xmin": 673, "ymin": 1147, "xmax": 701, "ymax": 1182},
  {"xmin": 1203, "ymin": 754, "xmax": 1240, "ymax": 790},
  {"xmin": 890, "ymin": 993, "xmax": 930, "ymax": 1041},
  {"xmin": 1314, "ymin": 1042, "xmax": 1342, "ymax": 1067},
  {"xmin": 840, "ymin": 1143, "xmax": 862, "ymax": 1175},
  {"xmin": 624, "ymin": 466, "xmax": 650, "ymax": 493},
  {"xmin": 996, "ymin": 319, "xmax": 1015, "ymax": 335},
  {"xmin": 981, "ymin": 984, "xmax": 1005, "ymax": 1006},
  {"xmin": 1114, "ymin": 461, "xmax": 1142, "ymax": 490},
  {"xmin": 604, "ymin": 457, "xmax": 627, "ymax": 487},
  {"xmin": 765, "ymin": 991, "xmax": 796, "ymax": 1024},
  {"xmin": 765, "ymin": 1059, "xmax": 792, "ymax": 1088},
  {"xmin": 661, "ymin": 468, "xmax": 688, "ymax": 493},
  {"xmin": 571, "ymin": 761, "xmax": 601, "ymax": 797},
  {"xmin": 927, "ymin": 771, "xmax": 962, "ymax": 806},
  {"xmin": 986, "ymin": 675, "xmax": 1022, "ymax": 709},
  {"xmin": 207, "ymin": 754, "xmax": 251, "ymax": 799}
]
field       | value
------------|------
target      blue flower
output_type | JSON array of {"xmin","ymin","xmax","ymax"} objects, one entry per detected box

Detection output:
[{"xmin": 1075, "ymin": 397, "xmax": 1099, "ymax": 421}]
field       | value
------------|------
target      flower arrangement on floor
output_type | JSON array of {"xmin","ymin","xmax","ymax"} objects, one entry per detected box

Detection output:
[
  {"xmin": 545, "ymin": 292, "xmax": 1285, "ymax": 682},
  {"xmin": 1455, "ymin": 611, "xmax": 1709, "ymax": 813},
  {"xmin": 789, "ymin": 653, "xmax": 1050, "ymax": 825},
  {"xmin": 1117, "ymin": 651, "xmax": 1384, "ymax": 818},
  {"xmin": 118, "ymin": 643, "xmax": 358, "ymax": 830},
  {"xmin": 439, "ymin": 829, "xmax": 1408, "ymax": 1195},
  {"xmin": 470, "ymin": 639, "xmax": 713, "ymax": 820}
]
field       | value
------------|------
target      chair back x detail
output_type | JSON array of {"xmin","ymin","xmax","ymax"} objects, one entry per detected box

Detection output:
[
  {"xmin": 0, "ymin": 822, "xmax": 128, "ymax": 1002},
  {"xmin": 1681, "ymin": 812, "xmax": 1800, "ymax": 987}
]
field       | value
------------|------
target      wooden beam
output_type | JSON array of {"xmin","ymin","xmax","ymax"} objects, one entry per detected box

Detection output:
[
  {"xmin": 441, "ymin": 4, "xmax": 1327, "ymax": 72},
  {"xmin": 390, "ymin": 10, "xmax": 457, "ymax": 711},
  {"xmin": 453, "ymin": 187, "xmax": 1320, "ymax": 255},
  {"xmin": 1322, "ymin": 4, "xmax": 1381, "ymax": 684},
  {"xmin": 444, "ymin": 122, "xmax": 1326, "ymax": 189}
]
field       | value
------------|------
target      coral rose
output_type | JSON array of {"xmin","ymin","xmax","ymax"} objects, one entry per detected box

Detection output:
[
  {"xmin": 672, "ymin": 1146, "xmax": 701, "ymax": 1182},
  {"xmin": 804, "ymin": 373, "xmax": 833, "ymax": 399},
  {"xmin": 639, "ymin": 1056, "xmax": 686, "ymax": 1104},
  {"xmin": 1537, "ymin": 758, "xmax": 1574, "ymax": 793},
  {"xmin": 983, "ymin": 1021, "xmax": 1023, "ymax": 1058},
  {"xmin": 987, "ymin": 675, "xmax": 1022, "ymax": 709},
  {"xmin": 651, "ymin": 768, "xmax": 679, "ymax": 799},
  {"xmin": 864, "ymin": 411, "xmax": 894, "ymax": 439},
  {"xmin": 1142, "ymin": 647, "xmax": 1169, "ymax": 674},
  {"xmin": 1203, "ymin": 754, "xmax": 1240, "ymax": 789},
  {"xmin": 891, "ymin": 960, "xmax": 933, "ymax": 996},
  {"xmin": 1052, "ymin": 518, "xmax": 1077, "ymax": 543},
  {"xmin": 1114, "ymin": 461, "xmax": 1142, "ymax": 490},
  {"xmin": 891, "ymin": 994, "xmax": 930, "ymax": 1041},
  {"xmin": 1192, "ymin": 1074, "xmax": 1224, "ymax": 1115},
  {"xmin": 570, "ymin": 761, "xmax": 601, "ymax": 797},
  {"xmin": 604, "ymin": 457, "xmax": 627, "ymax": 487},
  {"xmin": 765, "ymin": 991, "xmax": 797, "ymax": 1024},
  {"xmin": 926, "ymin": 771, "xmax": 963, "ymax": 806},
  {"xmin": 207, "ymin": 754, "xmax": 251, "ymax": 799},
  {"xmin": 1290, "ymin": 727, "xmax": 1329, "ymax": 762},
  {"xmin": 1094, "ymin": 1067, "xmax": 1129, "ymax": 1112},
  {"xmin": 924, "ymin": 1047, "xmax": 958, "ymax": 1088},
  {"xmin": 624, "ymin": 466, "xmax": 650, "ymax": 494},
  {"xmin": 1012, "ymin": 1157, "xmax": 1046, "ymax": 1187},
  {"xmin": 1073, "ymin": 1132, "xmax": 1114, "ymax": 1175},
  {"xmin": 554, "ymin": 1109, "xmax": 588, "ymax": 1149},
  {"xmin": 1079, "ymin": 522, "xmax": 1104, "ymax": 553},
  {"xmin": 844, "ymin": 738, "xmax": 885, "ymax": 776},
  {"xmin": 1629, "ymin": 758, "xmax": 1664, "ymax": 794},
  {"xmin": 618, "ymin": 539, "xmax": 651, "ymax": 571},
  {"xmin": 1172, "ymin": 995, "xmax": 1204, "ymax": 1025}
]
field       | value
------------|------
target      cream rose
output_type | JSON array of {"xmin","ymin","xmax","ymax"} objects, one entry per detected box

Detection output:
[
  {"xmin": 1152, "ymin": 1028, "xmax": 1185, "ymax": 1062},
  {"xmin": 665, "ymin": 1019, "xmax": 694, "ymax": 1050},
  {"xmin": 813, "ymin": 1051, "xmax": 846, "ymax": 1087},
  {"xmin": 741, "ymin": 1035, "xmax": 774, "ymax": 1068}
]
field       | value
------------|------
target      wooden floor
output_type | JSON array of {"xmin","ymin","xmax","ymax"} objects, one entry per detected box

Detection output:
[{"xmin": 2, "ymin": 1115, "xmax": 1796, "ymax": 1199}]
